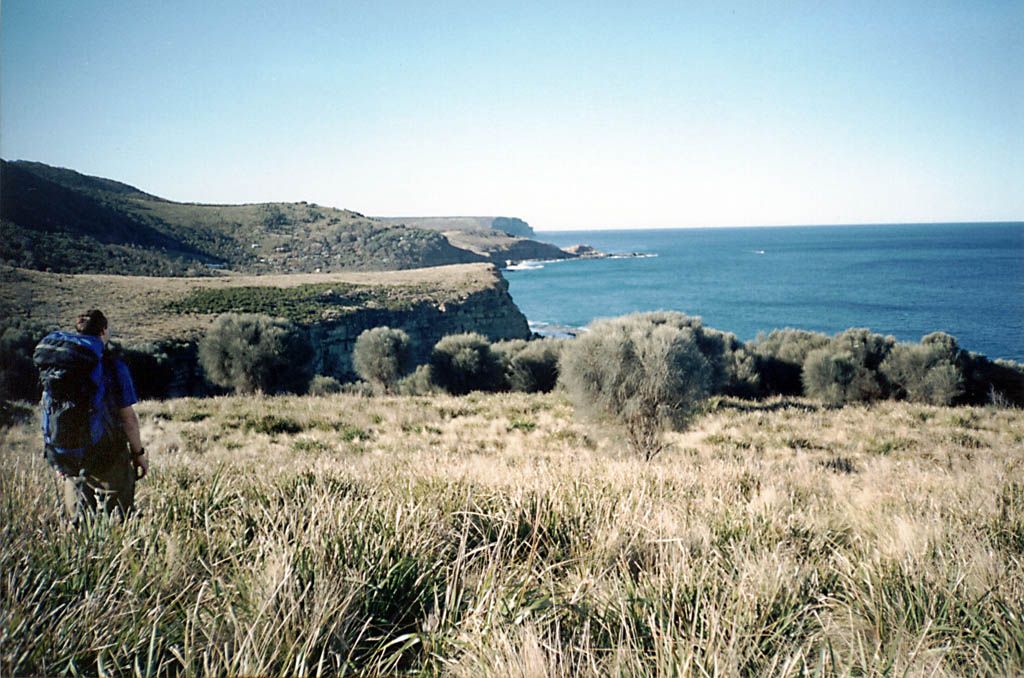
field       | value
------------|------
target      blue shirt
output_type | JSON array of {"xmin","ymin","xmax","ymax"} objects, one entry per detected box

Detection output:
[{"xmin": 103, "ymin": 356, "xmax": 138, "ymax": 414}]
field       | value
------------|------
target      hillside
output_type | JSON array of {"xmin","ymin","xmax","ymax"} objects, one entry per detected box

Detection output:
[{"xmin": 0, "ymin": 160, "xmax": 486, "ymax": 275}]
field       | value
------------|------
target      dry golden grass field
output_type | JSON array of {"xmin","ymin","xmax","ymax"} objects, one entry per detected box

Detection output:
[{"xmin": 2, "ymin": 392, "xmax": 1022, "ymax": 676}]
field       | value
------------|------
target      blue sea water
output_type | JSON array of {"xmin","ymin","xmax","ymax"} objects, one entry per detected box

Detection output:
[{"xmin": 504, "ymin": 222, "xmax": 1024, "ymax": 363}]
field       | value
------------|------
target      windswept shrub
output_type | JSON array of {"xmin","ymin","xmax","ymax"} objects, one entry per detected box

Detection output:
[
  {"xmin": 0, "ymin": 318, "xmax": 48, "ymax": 402},
  {"xmin": 198, "ymin": 313, "xmax": 314, "ymax": 395},
  {"xmin": 802, "ymin": 328, "xmax": 894, "ymax": 405},
  {"xmin": 352, "ymin": 326, "xmax": 412, "ymax": 392},
  {"xmin": 559, "ymin": 313, "xmax": 712, "ymax": 460},
  {"xmin": 748, "ymin": 328, "xmax": 830, "ymax": 396},
  {"xmin": 609, "ymin": 311, "xmax": 759, "ymax": 397},
  {"xmin": 308, "ymin": 374, "xmax": 342, "ymax": 396},
  {"xmin": 428, "ymin": 333, "xmax": 504, "ymax": 395},
  {"xmin": 495, "ymin": 338, "xmax": 563, "ymax": 393},
  {"xmin": 881, "ymin": 332, "xmax": 965, "ymax": 405},
  {"xmin": 803, "ymin": 348, "xmax": 866, "ymax": 406},
  {"xmin": 396, "ymin": 364, "xmax": 437, "ymax": 396}
]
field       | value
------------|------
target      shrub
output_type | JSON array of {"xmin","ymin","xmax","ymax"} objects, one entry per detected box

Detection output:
[
  {"xmin": 748, "ymin": 328, "xmax": 830, "ymax": 396},
  {"xmin": 198, "ymin": 313, "xmax": 314, "ymax": 394},
  {"xmin": 880, "ymin": 333, "xmax": 965, "ymax": 406},
  {"xmin": 428, "ymin": 333, "xmax": 504, "ymax": 395},
  {"xmin": 396, "ymin": 364, "xmax": 437, "ymax": 396},
  {"xmin": 352, "ymin": 327, "xmax": 412, "ymax": 393},
  {"xmin": 308, "ymin": 375, "xmax": 342, "ymax": 396},
  {"xmin": 559, "ymin": 313, "xmax": 712, "ymax": 460},
  {"xmin": 0, "ymin": 318, "xmax": 49, "ymax": 402},
  {"xmin": 802, "ymin": 348, "xmax": 864, "ymax": 406},
  {"xmin": 494, "ymin": 338, "xmax": 563, "ymax": 393},
  {"xmin": 801, "ymin": 328, "xmax": 894, "ymax": 405}
]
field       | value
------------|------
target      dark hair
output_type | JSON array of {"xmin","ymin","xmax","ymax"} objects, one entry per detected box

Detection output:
[{"xmin": 75, "ymin": 309, "xmax": 108, "ymax": 337}]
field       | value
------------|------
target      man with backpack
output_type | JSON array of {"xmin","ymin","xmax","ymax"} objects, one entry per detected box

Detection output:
[{"xmin": 34, "ymin": 310, "xmax": 148, "ymax": 521}]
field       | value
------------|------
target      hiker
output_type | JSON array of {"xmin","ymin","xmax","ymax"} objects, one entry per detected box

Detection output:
[{"xmin": 34, "ymin": 310, "xmax": 148, "ymax": 521}]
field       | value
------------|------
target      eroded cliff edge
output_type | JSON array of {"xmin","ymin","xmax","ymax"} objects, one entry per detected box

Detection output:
[{"xmin": 1, "ymin": 263, "xmax": 530, "ymax": 396}]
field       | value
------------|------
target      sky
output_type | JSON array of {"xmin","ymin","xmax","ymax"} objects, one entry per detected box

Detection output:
[{"xmin": 2, "ymin": 1, "xmax": 1022, "ymax": 230}]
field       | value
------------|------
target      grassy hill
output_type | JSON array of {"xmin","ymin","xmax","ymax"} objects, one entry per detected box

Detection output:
[
  {"xmin": 2, "ymin": 391, "xmax": 1022, "ymax": 675},
  {"xmin": 0, "ymin": 160, "xmax": 486, "ymax": 275}
]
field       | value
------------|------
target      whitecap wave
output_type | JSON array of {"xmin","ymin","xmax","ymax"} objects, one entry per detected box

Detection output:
[
  {"xmin": 505, "ymin": 260, "xmax": 545, "ymax": 271},
  {"xmin": 528, "ymin": 321, "xmax": 587, "ymax": 339}
]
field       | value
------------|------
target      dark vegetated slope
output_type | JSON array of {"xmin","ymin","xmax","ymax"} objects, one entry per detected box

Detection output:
[{"xmin": 0, "ymin": 160, "xmax": 485, "ymax": 275}]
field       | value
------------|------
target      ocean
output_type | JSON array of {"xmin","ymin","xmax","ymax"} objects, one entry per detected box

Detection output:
[{"xmin": 503, "ymin": 222, "xmax": 1024, "ymax": 363}]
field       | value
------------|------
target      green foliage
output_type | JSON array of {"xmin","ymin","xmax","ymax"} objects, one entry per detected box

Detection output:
[
  {"xmin": 880, "ymin": 333, "xmax": 965, "ymax": 405},
  {"xmin": 396, "ymin": 364, "xmax": 437, "ymax": 396},
  {"xmin": 802, "ymin": 329, "xmax": 895, "ymax": 405},
  {"xmin": 559, "ymin": 312, "xmax": 712, "ymax": 459},
  {"xmin": 608, "ymin": 311, "xmax": 759, "ymax": 397},
  {"xmin": 167, "ymin": 283, "xmax": 434, "ymax": 323},
  {"xmin": 748, "ymin": 328, "xmax": 830, "ymax": 396},
  {"xmin": 0, "ymin": 317, "xmax": 48, "ymax": 402},
  {"xmin": 308, "ymin": 375, "xmax": 342, "ymax": 396},
  {"xmin": 493, "ymin": 338, "xmax": 563, "ymax": 393},
  {"xmin": 244, "ymin": 415, "xmax": 304, "ymax": 435},
  {"xmin": 198, "ymin": 313, "xmax": 314, "ymax": 394},
  {"xmin": 428, "ymin": 333, "xmax": 504, "ymax": 395},
  {"xmin": 352, "ymin": 327, "xmax": 412, "ymax": 392}
]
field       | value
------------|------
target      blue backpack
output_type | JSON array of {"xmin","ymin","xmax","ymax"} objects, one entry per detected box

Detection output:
[{"xmin": 33, "ymin": 332, "xmax": 112, "ymax": 472}]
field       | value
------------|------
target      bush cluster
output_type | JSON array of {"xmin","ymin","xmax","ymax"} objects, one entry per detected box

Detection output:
[
  {"xmin": 427, "ymin": 333, "xmax": 505, "ymax": 396},
  {"xmin": 198, "ymin": 313, "xmax": 314, "ymax": 395},
  {"xmin": 751, "ymin": 327, "xmax": 1022, "ymax": 407}
]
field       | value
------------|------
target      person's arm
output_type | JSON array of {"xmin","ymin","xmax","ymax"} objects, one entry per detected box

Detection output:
[{"xmin": 119, "ymin": 405, "xmax": 148, "ymax": 478}]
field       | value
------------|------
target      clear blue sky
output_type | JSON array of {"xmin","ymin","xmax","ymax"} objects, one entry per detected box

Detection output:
[{"xmin": 2, "ymin": 0, "xmax": 1021, "ymax": 229}]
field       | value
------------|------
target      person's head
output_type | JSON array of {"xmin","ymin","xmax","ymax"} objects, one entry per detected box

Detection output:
[{"xmin": 76, "ymin": 309, "xmax": 108, "ymax": 342}]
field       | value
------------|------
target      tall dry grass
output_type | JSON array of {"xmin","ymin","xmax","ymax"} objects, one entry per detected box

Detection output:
[{"xmin": 2, "ymin": 393, "xmax": 1022, "ymax": 676}]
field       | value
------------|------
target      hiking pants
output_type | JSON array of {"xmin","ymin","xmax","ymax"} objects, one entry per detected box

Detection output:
[{"xmin": 62, "ymin": 440, "xmax": 136, "ymax": 522}]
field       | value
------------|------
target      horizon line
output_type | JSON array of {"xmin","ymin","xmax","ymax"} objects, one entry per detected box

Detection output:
[{"xmin": 534, "ymin": 220, "xmax": 1024, "ymax": 232}]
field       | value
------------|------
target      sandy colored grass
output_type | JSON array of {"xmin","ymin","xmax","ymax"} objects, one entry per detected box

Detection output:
[{"xmin": 2, "ymin": 393, "xmax": 1022, "ymax": 676}]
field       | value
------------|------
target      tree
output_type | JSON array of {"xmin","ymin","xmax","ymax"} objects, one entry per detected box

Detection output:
[
  {"xmin": 428, "ymin": 333, "xmax": 504, "ymax": 395},
  {"xmin": 559, "ymin": 313, "xmax": 712, "ymax": 460},
  {"xmin": 352, "ymin": 326, "xmax": 412, "ymax": 393},
  {"xmin": 198, "ymin": 313, "xmax": 313, "ymax": 394}
]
